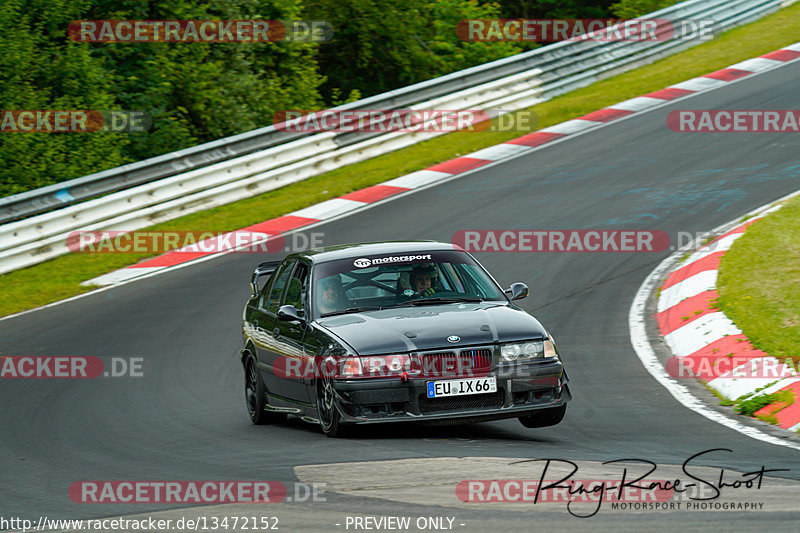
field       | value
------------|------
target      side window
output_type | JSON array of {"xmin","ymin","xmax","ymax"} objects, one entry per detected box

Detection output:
[
  {"xmin": 265, "ymin": 261, "xmax": 294, "ymax": 313},
  {"xmin": 284, "ymin": 262, "xmax": 309, "ymax": 313}
]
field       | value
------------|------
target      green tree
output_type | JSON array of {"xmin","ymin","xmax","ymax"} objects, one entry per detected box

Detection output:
[
  {"xmin": 305, "ymin": 0, "xmax": 526, "ymax": 102},
  {"xmin": 610, "ymin": 0, "xmax": 681, "ymax": 18},
  {"xmin": 0, "ymin": 0, "xmax": 128, "ymax": 197},
  {"xmin": 84, "ymin": 0, "xmax": 326, "ymax": 160},
  {"xmin": 494, "ymin": 0, "xmax": 616, "ymax": 19}
]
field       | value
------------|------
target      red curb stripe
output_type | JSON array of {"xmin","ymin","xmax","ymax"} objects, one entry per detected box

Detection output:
[
  {"xmin": 506, "ymin": 131, "xmax": 565, "ymax": 147},
  {"xmin": 339, "ymin": 185, "xmax": 409, "ymax": 203},
  {"xmin": 712, "ymin": 218, "xmax": 759, "ymax": 242},
  {"xmin": 129, "ymin": 215, "xmax": 319, "ymax": 269},
  {"xmin": 676, "ymin": 334, "xmax": 767, "ymax": 381},
  {"xmin": 428, "ymin": 157, "xmax": 490, "ymax": 174},
  {"xmin": 754, "ymin": 398, "xmax": 789, "ymax": 418},
  {"xmin": 644, "ymin": 88, "xmax": 693, "ymax": 100},
  {"xmin": 579, "ymin": 108, "xmax": 634, "ymax": 122},
  {"xmin": 244, "ymin": 215, "xmax": 318, "ymax": 234},
  {"xmin": 134, "ymin": 251, "xmax": 211, "ymax": 268},
  {"xmin": 703, "ymin": 68, "xmax": 752, "ymax": 81},
  {"xmin": 691, "ymin": 218, "xmax": 760, "ymax": 253},
  {"xmin": 758, "ymin": 382, "xmax": 800, "ymax": 428},
  {"xmin": 657, "ymin": 290, "xmax": 719, "ymax": 335},
  {"xmin": 761, "ymin": 49, "xmax": 800, "ymax": 62},
  {"xmin": 662, "ymin": 251, "xmax": 724, "ymax": 290},
  {"xmin": 774, "ymin": 382, "xmax": 800, "ymax": 428}
]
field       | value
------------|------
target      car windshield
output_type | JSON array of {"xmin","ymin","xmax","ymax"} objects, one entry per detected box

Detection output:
[{"xmin": 312, "ymin": 250, "xmax": 507, "ymax": 317}]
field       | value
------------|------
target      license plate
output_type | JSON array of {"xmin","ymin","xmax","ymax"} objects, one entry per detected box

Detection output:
[{"xmin": 426, "ymin": 376, "xmax": 497, "ymax": 398}]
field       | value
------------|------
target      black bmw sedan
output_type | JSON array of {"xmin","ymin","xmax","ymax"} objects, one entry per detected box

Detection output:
[{"xmin": 241, "ymin": 241, "xmax": 570, "ymax": 437}]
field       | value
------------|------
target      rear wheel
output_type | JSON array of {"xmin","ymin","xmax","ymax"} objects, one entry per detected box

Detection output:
[
  {"xmin": 316, "ymin": 362, "xmax": 350, "ymax": 438},
  {"xmin": 245, "ymin": 358, "xmax": 286, "ymax": 425},
  {"xmin": 518, "ymin": 404, "xmax": 566, "ymax": 428}
]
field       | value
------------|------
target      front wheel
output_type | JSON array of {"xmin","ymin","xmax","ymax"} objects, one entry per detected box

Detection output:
[
  {"xmin": 316, "ymin": 363, "xmax": 350, "ymax": 437},
  {"xmin": 518, "ymin": 404, "xmax": 566, "ymax": 428},
  {"xmin": 245, "ymin": 357, "xmax": 286, "ymax": 425}
]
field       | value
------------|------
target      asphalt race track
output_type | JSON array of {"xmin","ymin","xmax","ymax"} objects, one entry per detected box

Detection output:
[{"xmin": 1, "ymin": 59, "xmax": 800, "ymax": 531}]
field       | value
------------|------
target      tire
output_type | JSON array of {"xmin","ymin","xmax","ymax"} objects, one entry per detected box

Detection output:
[
  {"xmin": 518, "ymin": 404, "xmax": 567, "ymax": 428},
  {"xmin": 316, "ymin": 362, "xmax": 350, "ymax": 438},
  {"xmin": 245, "ymin": 357, "xmax": 287, "ymax": 425}
]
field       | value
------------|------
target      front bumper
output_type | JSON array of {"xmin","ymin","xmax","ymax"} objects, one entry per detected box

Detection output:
[{"xmin": 330, "ymin": 359, "xmax": 570, "ymax": 425}]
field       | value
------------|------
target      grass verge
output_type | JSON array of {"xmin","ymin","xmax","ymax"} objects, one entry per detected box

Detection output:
[
  {"xmin": 717, "ymin": 194, "xmax": 800, "ymax": 366},
  {"xmin": 3, "ymin": 3, "xmax": 800, "ymax": 318},
  {"xmin": 735, "ymin": 390, "xmax": 794, "ymax": 418}
]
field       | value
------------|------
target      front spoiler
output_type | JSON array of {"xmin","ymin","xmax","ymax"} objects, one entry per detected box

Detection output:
[
  {"xmin": 339, "ymin": 395, "xmax": 570, "ymax": 425},
  {"xmin": 329, "ymin": 362, "xmax": 571, "ymax": 425}
]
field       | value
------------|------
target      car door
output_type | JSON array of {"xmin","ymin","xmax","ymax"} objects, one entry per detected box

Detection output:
[
  {"xmin": 252, "ymin": 259, "xmax": 294, "ymax": 402},
  {"xmin": 270, "ymin": 260, "xmax": 312, "ymax": 404}
]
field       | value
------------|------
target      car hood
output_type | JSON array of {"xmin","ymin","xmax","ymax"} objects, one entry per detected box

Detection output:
[{"xmin": 316, "ymin": 303, "xmax": 547, "ymax": 355}]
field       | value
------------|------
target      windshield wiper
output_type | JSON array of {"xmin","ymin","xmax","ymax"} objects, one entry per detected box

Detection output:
[
  {"xmin": 320, "ymin": 306, "xmax": 383, "ymax": 317},
  {"xmin": 395, "ymin": 297, "xmax": 484, "ymax": 307}
]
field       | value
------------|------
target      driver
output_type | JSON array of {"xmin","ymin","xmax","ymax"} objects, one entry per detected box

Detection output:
[
  {"xmin": 317, "ymin": 274, "xmax": 348, "ymax": 315},
  {"xmin": 409, "ymin": 265, "xmax": 437, "ymax": 298}
]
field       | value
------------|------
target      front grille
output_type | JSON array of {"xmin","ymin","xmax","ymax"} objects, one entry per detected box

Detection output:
[
  {"xmin": 418, "ymin": 389, "xmax": 505, "ymax": 414},
  {"xmin": 420, "ymin": 349, "xmax": 492, "ymax": 376},
  {"xmin": 459, "ymin": 349, "xmax": 492, "ymax": 370}
]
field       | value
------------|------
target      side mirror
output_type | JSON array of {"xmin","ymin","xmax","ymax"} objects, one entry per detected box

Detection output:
[
  {"xmin": 506, "ymin": 282, "xmax": 529, "ymax": 301},
  {"xmin": 277, "ymin": 304, "xmax": 304, "ymax": 323}
]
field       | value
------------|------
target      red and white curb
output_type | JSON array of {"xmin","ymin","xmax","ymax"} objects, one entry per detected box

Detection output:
[
  {"xmin": 656, "ymin": 204, "xmax": 800, "ymax": 432},
  {"xmin": 84, "ymin": 41, "xmax": 800, "ymax": 287},
  {"xmin": 630, "ymin": 189, "xmax": 800, "ymax": 451}
]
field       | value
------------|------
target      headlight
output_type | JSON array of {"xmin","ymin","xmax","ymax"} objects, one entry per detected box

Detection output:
[
  {"xmin": 501, "ymin": 341, "xmax": 542, "ymax": 361},
  {"xmin": 500, "ymin": 339, "xmax": 559, "ymax": 362}
]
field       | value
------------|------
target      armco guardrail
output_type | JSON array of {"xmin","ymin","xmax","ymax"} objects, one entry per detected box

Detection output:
[{"xmin": 0, "ymin": 0, "xmax": 790, "ymax": 275}]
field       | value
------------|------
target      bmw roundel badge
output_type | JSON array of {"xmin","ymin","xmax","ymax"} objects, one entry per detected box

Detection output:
[{"xmin": 447, "ymin": 335, "xmax": 460, "ymax": 343}]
